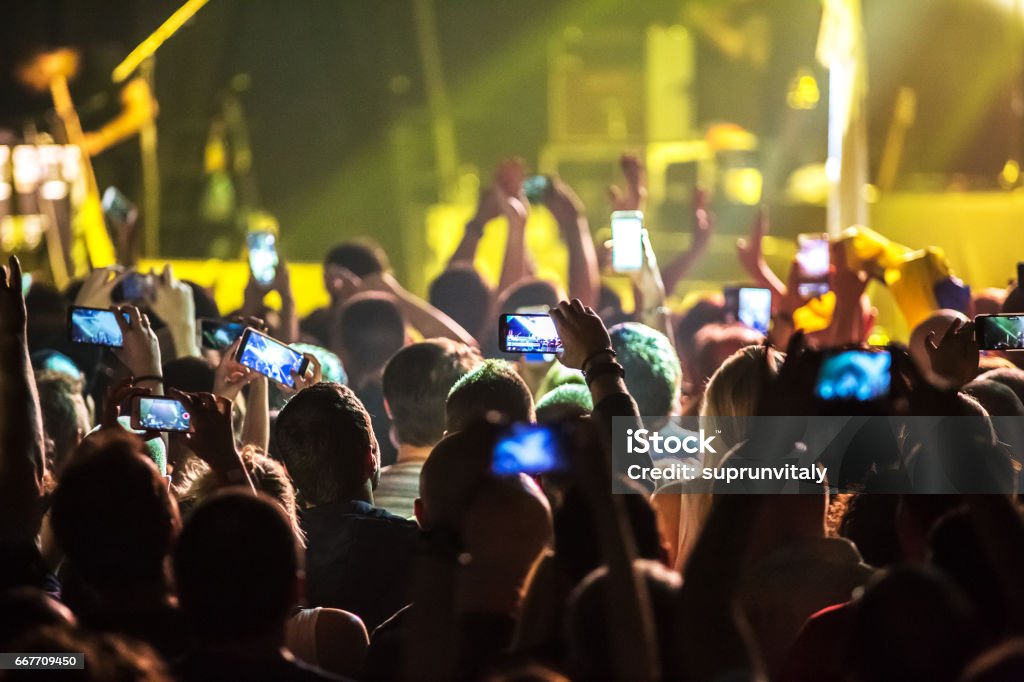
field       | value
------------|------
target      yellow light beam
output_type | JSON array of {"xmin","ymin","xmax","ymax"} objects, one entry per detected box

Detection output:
[{"xmin": 112, "ymin": 0, "xmax": 210, "ymax": 83}]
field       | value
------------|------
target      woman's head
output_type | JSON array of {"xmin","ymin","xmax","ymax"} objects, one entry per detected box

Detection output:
[{"xmin": 700, "ymin": 344, "xmax": 784, "ymax": 456}]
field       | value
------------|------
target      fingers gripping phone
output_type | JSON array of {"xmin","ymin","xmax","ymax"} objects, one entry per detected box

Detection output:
[
  {"xmin": 234, "ymin": 328, "xmax": 309, "ymax": 388},
  {"xmin": 68, "ymin": 306, "xmax": 131, "ymax": 347},
  {"xmin": 499, "ymin": 313, "xmax": 563, "ymax": 354},
  {"xmin": 796, "ymin": 233, "xmax": 830, "ymax": 298},
  {"xmin": 131, "ymin": 396, "xmax": 192, "ymax": 432},
  {"xmin": 199, "ymin": 318, "xmax": 246, "ymax": 351},
  {"xmin": 815, "ymin": 349, "xmax": 893, "ymax": 402},
  {"xmin": 611, "ymin": 210, "xmax": 644, "ymax": 273}
]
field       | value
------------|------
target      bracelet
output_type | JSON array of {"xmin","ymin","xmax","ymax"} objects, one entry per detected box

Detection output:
[
  {"xmin": 584, "ymin": 360, "xmax": 625, "ymax": 386},
  {"xmin": 133, "ymin": 375, "xmax": 163, "ymax": 384},
  {"xmin": 581, "ymin": 348, "xmax": 617, "ymax": 373}
]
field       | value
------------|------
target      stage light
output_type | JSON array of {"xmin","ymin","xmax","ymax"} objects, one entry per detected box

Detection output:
[
  {"xmin": 722, "ymin": 167, "xmax": 763, "ymax": 206},
  {"xmin": 12, "ymin": 146, "xmax": 40, "ymax": 194},
  {"xmin": 787, "ymin": 68, "xmax": 820, "ymax": 110}
]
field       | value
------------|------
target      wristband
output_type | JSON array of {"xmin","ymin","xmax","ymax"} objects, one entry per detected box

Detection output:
[
  {"xmin": 581, "ymin": 348, "xmax": 617, "ymax": 374},
  {"xmin": 583, "ymin": 360, "xmax": 625, "ymax": 386}
]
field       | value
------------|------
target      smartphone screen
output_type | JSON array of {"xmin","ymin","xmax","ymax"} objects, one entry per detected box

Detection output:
[
  {"xmin": 68, "ymin": 307, "xmax": 129, "ymax": 347},
  {"xmin": 523, "ymin": 175, "xmax": 550, "ymax": 204},
  {"xmin": 725, "ymin": 286, "xmax": 772, "ymax": 335},
  {"xmin": 796, "ymin": 233, "xmax": 830, "ymax": 298},
  {"xmin": 115, "ymin": 272, "xmax": 152, "ymax": 303},
  {"xmin": 499, "ymin": 313, "xmax": 563, "ymax": 354},
  {"xmin": 975, "ymin": 314, "xmax": 1024, "ymax": 351},
  {"xmin": 815, "ymin": 349, "xmax": 892, "ymax": 401},
  {"xmin": 493, "ymin": 423, "xmax": 567, "ymax": 475},
  {"xmin": 611, "ymin": 210, "xmax": 644, "ymax": 273},
  {"xmin": 199, "ymin": 318, "xmax": 246, "ymax": 350},
  {"xmin": 131, "ymin": 396, "xmax": 191, "ymax": 432},
  {"xmin": 247, "ymin": 231, "xmax": 279, "ymax": 286},
  {"xmin": 102, "ymin": 186, "xmax": 134, "ymax": 224},
  {"xmin": 235, "ymin": 328, "xmax": 309, "ymax": 387}
]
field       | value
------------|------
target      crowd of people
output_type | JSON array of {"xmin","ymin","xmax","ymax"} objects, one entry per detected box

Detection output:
[{"xmin": 2, "ymin": 155, "xmax": 1024, "ymax": 682}]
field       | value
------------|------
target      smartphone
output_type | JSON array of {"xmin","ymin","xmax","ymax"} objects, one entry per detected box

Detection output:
[
  {"xmin": 611, "ymin": 210, "xmax": 644, "ymax": 273},
  {"xmin": 247, "ymin": 231, "xmax": 279, "ymax": 286},
  {"xmin": 130, "ymin": 396, "xmax": 192, "ymax": 432},
  {"xmin": 815, "ymin": 349, "xmax": 892, "ymax": 402},
  {"xmin": 975, "ymin": 314, "xmax": 1024, "ymax": 351},
  {"xmin": 796, "ymin": 233, "xmax": 830, "ymax": 299},
  {"xmin": 499, "ymin": 313, "xmax": 563, "ymax": 354},
  {"xmin": 235, "ymin": 327, "xmax": 309, "ymax": 388},
  {"xmin": 724, "ymin": 286, "xmax": 772, "ymax": 335},
  {"xmin": 492, "ymin": 423, "xmax": 567, "ymax": 475},
  {"xmin": 20, "ymin": 273, "xmax": 31, "ymax": 295},
  {"xmin": 102, "ymin": 186, "xmax": 134, "ymax": 224},
  {"xmin": 516, "ymin": 305, "xmax": 556, "ymax": 363},
  {"xmin": 68, "ymin": 306, "xmax": 129, "ymax": 347},
  {"xmin": 523, "ymin": 175, "xmax": 550, "ymax": 204},
  {"xmin": 114, "ymin": 272, "xmax": 152, "ymax": 303},
  {"xmin": 199, "ymin": 318, "xmax": 246, "ymax": 351}
]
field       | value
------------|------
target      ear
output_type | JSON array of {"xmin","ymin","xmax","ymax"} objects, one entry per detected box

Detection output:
[{"xmin": 413, "ymin": 497, "xmax": 428, "ymax": 529}]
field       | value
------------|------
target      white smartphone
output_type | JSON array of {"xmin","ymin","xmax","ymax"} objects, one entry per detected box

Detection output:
[{"xmin": 611, "ymin": 210, "xmax": 644, "ymax": 273}]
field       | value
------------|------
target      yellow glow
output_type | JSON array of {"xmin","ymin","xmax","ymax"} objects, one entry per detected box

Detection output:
[
  {"xmin": 722, "ymin": 167, "xmax": 763, "ymax": 205},
  {"xmin": 787, "ymin": 69, "xmax": 820, "ymax": 110},
  {"xmin": 1000, "ymin": 159, "xmax": 1020, "ymax": 189}
]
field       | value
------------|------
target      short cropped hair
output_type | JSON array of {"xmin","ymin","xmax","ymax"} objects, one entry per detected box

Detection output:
[
  {"xmin": 429, "ymin": 266, "xmax": 493, "ymax": 340},
  {"xmin": 173, "ymin": 492, "xmax": 298, "ymax": 640},
  {"xmin": 274, "ymin": 383, "xmax": 376, "ymax": 506},
  {"xmin": 445, "ymin": 359, "xmax": 535, "ymax": 432},
  {"xmin": 335, "ymin": 293, "xmax": 406, "ymax": 375},
  {"xmin": 609, "ymin": 323, "xmax": 682, "ymax": 417},
  {"xmin": 35, "ymin": 370, "xmax": 89, "ymax": 474},
  {"xmin": 382, "ymin": 340, "xmax": 481, "ymax": 447},
  {"xmin": 324, "ymin": 240, "xmax": 389, "ymax": 277}
]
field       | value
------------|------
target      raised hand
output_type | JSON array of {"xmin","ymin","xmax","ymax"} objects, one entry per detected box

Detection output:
[
  {"xmin": 0, "ymin": 255, "xmax": 27, "ymax": 337},
  {"xmin": 280, "ymin": 352, "xmax": 322, "ymax": 396},
  {"xmin": 75, "ymin": 266, "xmax": 127, "ymax": 310},
  {"xmin": 169, "ymin": 389, "xmax": 247, "ymax": 480},
  {"xmin": 608, "ymin": 153, "xmax": 647, "ymax": 212},
  {"xmin": 212, "ymin": 339, "xmax": 257, "ymax": 402},
  {"xmin": 544, "ymin": 177, "xmax": 585, "ymax": 230},
  {"xmin": 926, "ymin": 318, "xmax": 979, "ymax": 388},
  {"xmin": 548, "ymin": 299, "xmax": 613, "ymax": 370},
  {"xmin": 148, "ymin": 265, "xmax": 198, "ymax": 358},
  {"xmin": 113, "ymin": 304, "xmax": 162, "ymax": 382},
  {"xmin": 735, "ymin": 204, "xmax": 767, "ymax": 278}
]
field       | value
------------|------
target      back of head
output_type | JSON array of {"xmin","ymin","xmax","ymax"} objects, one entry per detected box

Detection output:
[
  {"xmin": 692, "ymin": 323, "xmax": 765, "ymax": 392},
  {"xmin": 418, "ymin": 425, "xmax": 498, "ymax": 529},
  {"xmin": 978, "ymin": 367, "xmax": 1024, "ymax": 405},
  {"xmin": 909, "ymin": 309, "xmax": 970, "ymax": 381},
  {"xmin": 161, "ymin": 356, "xmax": 215, "ymax": 394},
  {"xmin": 609, "ymin": 322, "xmax": 682, "ymax": 417},
  {"xmin": 445, "ymin": 359, "xmax": 535, "ymax": 433},
  {"xmin": 700, "ymin": 344, "xmax": 783, "ymax": 453},
  {"xmin": 1002, "ymin": 283, "xmax": 1024, "ymax": 314},
  {"xmin": 334, "ymin": 292, "xmax": 406, "ymax": 380},
  {"xmin": 853, "ymin": 566, "xmax": 979, "ymax": 682},
  {"xmin": 429, "ymin": 266, "xmax": 493, "ymax": 340},
  {"xmin": 536, "ymin": 384, "xmax": 594, "ymax": 423},
  {"xmin": 568, "ymin": 560, "xmax": 682, "ymax": 681},
  {"xmin": 497, "ymin": 278, "xmax": 561, "ymax": 313},
  {"xmin": 674, "ymin": 297, "xmax": 726, "ymax": 378},
  {"xmin": 324, "ymin": 240, "xmax": 389, "ymax": 277},
  {"xmin": 274, "ymin": 382, "xmax": 377, "ymax": 506},
  {"xmin": 383, "ymin": 339, "xmax": 482, "ymax": 447},
  {"xmin": 34, "ymin": 370, "xmax": 90, "ymax": 475},
  {"xmin": 962, "ymin": 639, "xmax": 1024, "ymax": 682},
  {"xmin": 173, "ymin": 491, "xmax": 298, "ymax": 642},
  {"xmin": 50, "ymin": 431, "xmax": 177, "ymax": 593},
  {"xmin": 963, "ymin": 379, "xmax": 1024, "ymax": 417}
]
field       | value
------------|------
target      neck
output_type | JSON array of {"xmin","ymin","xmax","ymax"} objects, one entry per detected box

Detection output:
[
  {"xmin": 396, "ymin": 443, "xmax": 433, "ymax": 464},
  {"xmin": 310, "ymin": 482, "xmax": 375, "ymax": 508}
]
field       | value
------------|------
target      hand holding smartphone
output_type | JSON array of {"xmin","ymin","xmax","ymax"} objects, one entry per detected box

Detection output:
[
  {"xmin": 611, "ymin": 210, "xmax": 644, "ymax": 273},
  {"xmin": 130, "ymin": 395, "xmax": 192, "ymax": 432},
  {"xmin": 975, "ymin": 314, "xmax": 1024, "ymax": 351},
  {"xmin": 199, "ymin": 318, "xmax": 246, "ymax": 351},
  {"xmin": 247, "ymin": 231, "xmax": 279, "ymax": 286},
  {"xmin": 499, "ymin": 313, "xmax": 563, "ymax": 354},
  {"xmin": 68, "ymin": 306, "xmax": 131, "ymax": 347},
  {"xmin": 234, "ymin": 327, "xmax": 309, "ymax": 387},
  {"xmin": 523, "ymin": 175, "xmax": 550, "ymax": 204}
]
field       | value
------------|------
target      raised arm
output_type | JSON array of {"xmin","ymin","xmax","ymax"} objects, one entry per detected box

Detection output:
[
  {"xmin": 0, "ymin": 256, "xmax": 46, "ymax": 542},
  {"xmin": 169, "ymin": 389, "xmax": 256, "ymax": 494},
  {"xmin": 545, "ymin": 178, "xmax": 599, "ymax": 307},
  {"xmin": 148, "ymin": 264, "xmax": 201, "ymax": 359},
  {"xmin": 495, "ymin": 159, "xmax": 533, "ymax": 295},
  {"xmin": 735, "ymin": 206, "xmax": 787, "ymax": 304},
  {"xmin": 661, "ymin": 186, "xmax": 715, "ymax": 296},
  {"xmin": 449, "ymin": 186, "xmax": 502, "ymax": 268},
  {"xmin": 632, "ymin": 229, "xmax": 676, "ymax": 347},
  {"xmin": 361, "ymin": 272, "xmax": 477, "ymax": 347}
]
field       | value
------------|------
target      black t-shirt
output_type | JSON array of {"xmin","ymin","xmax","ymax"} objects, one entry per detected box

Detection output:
[
  {"xmin": 357, "ymin": 381, "xmax": 397, "ymax": 468},
  {"xmin": 299, "ymin": 500, "xmax": 417, "ymax": 633},
  {"xmin": 173, "ymin": 650, "xmax": 347, "ymax": 682}
]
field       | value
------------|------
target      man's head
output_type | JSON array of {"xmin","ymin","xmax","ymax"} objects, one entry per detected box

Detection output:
[
  {"xmin": 35, "ymin": 370, "xmax": 90, "ymax": 476},
  {"xmin": 50, "ymin": 431, "xmax": 179, "ymax": 594},
  {"xmin": 274, "ymin": 382, "xmax": 379, "ymax": 506},
  {"xmin": 674, "ymin": 297, "xmax": 726, "ymax": 382},
  {"xmin": 429, "ymin": 266, "xmax": 493, "ymax": 341},
  {"xmin": 415, "ymin": 425, "xmax": 497, "ymax": 529},
  {"xmin": 609, "ymin": 322, "xmax": 683, "ymax": 418},
  {"xmin": 535, "ymin": 384, "xmax": 593, "ymax": 423},
  {"xmin": 333, "ymin": 292, "xmax": 406, "ymax": 387},
  {"xmin": 382, "ymin": 339, "xmax": 482, "ymax": 448},
  {"xmin": 173, "ymin": 491, "xmax": 300, "ymax": 643},
  {"xmin": 909, "ymin": 309, "xmax": 970, "ymax": 383},
  {"xmin": 692, "ymin": 323, "xmax": 765, "ymax": 393},
  {"xmin": 445, "ymin": 359, "xmax": 535, "ymax": 433},
  {"xmin": 323, "ymin": 240, "xmax": 389, "ymax": 304}
]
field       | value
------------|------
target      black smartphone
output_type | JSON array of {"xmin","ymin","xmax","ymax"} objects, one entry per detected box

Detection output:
[
  {"xmin": 247, "ymin": 231, "xmax": 279, "ymax": 286},
  {"xmin": 975, "ymin": 314, "xmax": 1024, "ymax": 351},
  {"xmin": 235, "ymin": 328, "xmax": 309, "ymax": 388},
  {"xmin": 131, "ymin": 396, "xmax": 192, "ymax": 432},
  {"xmin": 199, "ymin": 318, "xmax": 246, "ymax": 351},
  {"xmin": 724, "ymin": 286, "xmax": 772, "ymax": 335},
  {"xmin": 523, "ymin": 175, "xmax": 550, "ymax": 204},
  {"xmin": 102, "ymin": 186, "xmax": 135, "ymax": 224},
  {"xmin": 68, "ymin": 306, "xmax": 130, "ymax": 347},
  {"xmin": 499, "ymin": 313, "xmax": 563, "ymax": 354},
  {"xmin": 492, "ymin": 422, "xmax": 568, "ymax": 475},
  {"xmin": 815, "ymin": 349, "xmax": 893, "ymax": 402}
]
